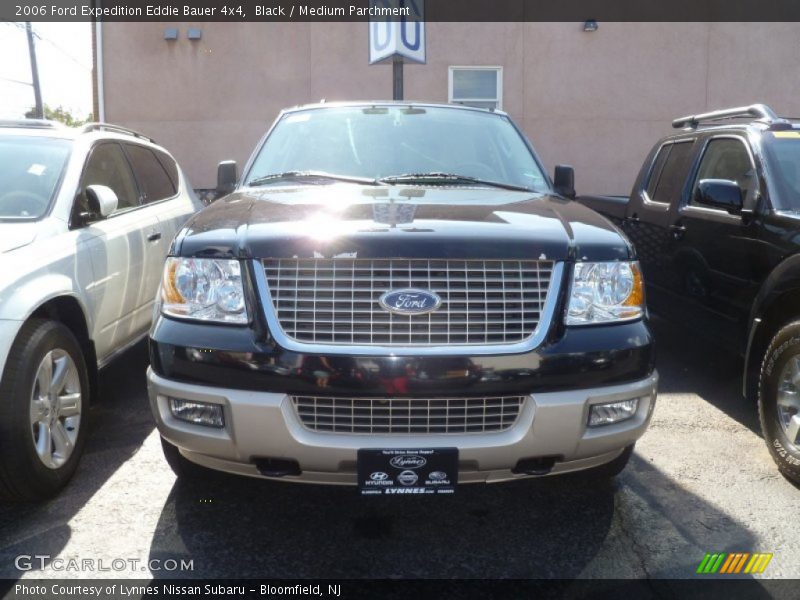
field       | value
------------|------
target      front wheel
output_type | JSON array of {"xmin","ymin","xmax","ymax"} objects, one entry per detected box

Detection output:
[
  {"xmin": 0, "ymin": 320, "xmax": 90, "ymax": 501},
  {"xmin": 585, "ymin": 444, "xmax": 634, "ymax": 479},
  {"xmin": 758, "ymin": 321, "xmax": 800, "ymax": 485},
  {"xmin": 160, "ymin": 436, "xmax": 216, "ymax": 481}
]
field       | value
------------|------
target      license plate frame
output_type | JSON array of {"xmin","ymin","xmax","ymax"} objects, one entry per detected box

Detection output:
[{"xmin": 357, "ymin": 448, "xmax": 458, "ymax": 496}]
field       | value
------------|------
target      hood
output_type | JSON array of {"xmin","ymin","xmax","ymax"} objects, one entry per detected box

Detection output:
[
  {"xmin": 0, "ymin": 222, "xmax": 38, "ymax": 254},
  {"xmin": 174, "ymin": 184, "xmax": 632, "ymax": 262}
]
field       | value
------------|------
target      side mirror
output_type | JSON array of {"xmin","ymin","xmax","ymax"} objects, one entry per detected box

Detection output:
[
  {"xmin": 553, "ymin": 165, "xmax": 576, "ymax": 199},
  {"xmin": 695, "ymin": 179, "xmax": 743, "ymax": 214},
  {"xmin": 216, "ymin": 160, "xmax": 238, "ymax": 198},
  {"xmin": 85, "ymin": 184, "xmax": 118, "ymax": 219}
]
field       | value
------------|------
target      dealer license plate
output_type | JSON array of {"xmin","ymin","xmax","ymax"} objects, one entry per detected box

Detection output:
[{"xmin": 357, "ymin": 448, "xmax": 458, "ymax": 495}]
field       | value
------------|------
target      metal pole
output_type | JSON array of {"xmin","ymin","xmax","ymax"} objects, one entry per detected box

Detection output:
[
  {"xmin": 392, "ymin": 56, "xmax": 403, "ymax": 101},
  {"xmin": 26, "ymin": 22, "xmax": 43, "ymax": 119}
]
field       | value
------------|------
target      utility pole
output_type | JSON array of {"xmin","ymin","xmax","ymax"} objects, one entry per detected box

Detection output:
[
  {"xmin": 392, "ymin": 56, "xmax": 403, "ymax": 101},
  {"xmin": 26, "ymin": 22, "xmax": 43, "ymax": 119}
]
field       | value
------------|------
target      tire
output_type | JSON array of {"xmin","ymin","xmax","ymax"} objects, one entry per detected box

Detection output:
[
  {"xmin": 0, "ymin": 319, "xmax": 90, "ymax": 501},
  {"xmin": 586, "ymin": 444, "xmax": 634, "ymax": 479},
  {"xmin": 160, "ymin": 436, "xmax": 215, "ymax": 481},
  {"xmin": 758, "ymin": 321, "xmax": 800, "ymax": 484}
]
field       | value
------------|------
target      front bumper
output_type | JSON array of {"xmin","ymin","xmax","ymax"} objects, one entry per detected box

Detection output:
[{"xmin": 148, "ymin": 367, "xmax": 658, "ymax": 484}]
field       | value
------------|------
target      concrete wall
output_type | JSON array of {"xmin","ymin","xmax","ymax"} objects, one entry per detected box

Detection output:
[{"xmin": 102, "ymin": 22, "xmax": 800, "ymax": 193}]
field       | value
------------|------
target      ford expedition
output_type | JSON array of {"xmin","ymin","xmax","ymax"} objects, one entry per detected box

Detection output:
[{"xmin": 147, "ymin": 102, "xmax": 657, "ymax": 494}]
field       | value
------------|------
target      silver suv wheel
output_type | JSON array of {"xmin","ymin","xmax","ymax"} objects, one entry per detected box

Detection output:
[{"xmin": 29, "ymin": 349, "xmax": 82, "ymax": 469}]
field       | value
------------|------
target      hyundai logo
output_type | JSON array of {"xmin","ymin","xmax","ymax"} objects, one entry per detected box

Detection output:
[
  {"xmin": 397, "ymin": 470, "xmax": 419, "ymax": 486},
  {"xmin": 379, "ymin": 289, "xmax": 441, "ymax": 315},
  {"xmin": 390, "ymin": 455, "xmax": 427, "ymax": 469},
  {"xmin": 370, "ymin": 471, "xmax": 389, "ymax": 481}
]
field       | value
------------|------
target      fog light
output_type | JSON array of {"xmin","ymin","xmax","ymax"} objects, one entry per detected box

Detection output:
[
  {"xmin": 168, "ymin": 397, "xmax": 225, "ymax": 428},
  {"xmin": 588, "ymin": 398, "xmax": 639, "ymax": 427}
]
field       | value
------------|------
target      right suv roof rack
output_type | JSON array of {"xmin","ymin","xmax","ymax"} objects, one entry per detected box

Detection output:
[
  {"xmin": 81, "ymin": 122, "xmax": 155, "ymax": 143},
  {"xmin": 672, "ymin": 104, "xmax": 792, "ymax": 129}
]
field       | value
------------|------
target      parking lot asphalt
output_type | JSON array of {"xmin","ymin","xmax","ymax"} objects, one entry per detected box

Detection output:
[{"xmin": 0, "ymin": 316, "xmax": 799, "ymax": 584}]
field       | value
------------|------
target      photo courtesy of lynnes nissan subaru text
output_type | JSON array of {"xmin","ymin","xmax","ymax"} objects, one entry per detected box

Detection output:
[{"xmin": 147, "ymin": 102, "xmax": 658, "ymax": 494}]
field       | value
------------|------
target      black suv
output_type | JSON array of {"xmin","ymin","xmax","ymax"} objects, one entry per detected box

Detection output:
[
  {"xmin": 580, "ymin": 104, "xmax": 800, "ymax": 483},
  {"xmin": 147, "ymin": 102, "xmax": 657, "ymax": 494}
]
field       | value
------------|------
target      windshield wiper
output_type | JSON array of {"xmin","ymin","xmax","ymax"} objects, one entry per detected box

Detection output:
[
  {"xmin": 247, "ymin": 171, "xmax": 379, "ymax": 187},
  {"xmin": 379, "ymin": 172, "xmax": 532, "ymax": 192}
]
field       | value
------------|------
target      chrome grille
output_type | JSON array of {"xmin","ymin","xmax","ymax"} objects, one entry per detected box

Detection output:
[
  {"xmin": 262, "ymin": 259, "xmax": 554, "ymax": 345},
  {"xmin": 291, "ymin": 395, "xmax": 525, "ymax": 434}
]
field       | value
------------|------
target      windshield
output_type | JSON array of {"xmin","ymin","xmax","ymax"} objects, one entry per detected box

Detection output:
[
  {"xmin": 764, "ymin": 131, "xmax": 800, "ymax": 211},
  {"xmin": 244, "ymin": 106, "xmax": 549, "ymax": 192},
  {"xmin": 0, "ymin": 135, "xmax": 71, "ymax": 220}
]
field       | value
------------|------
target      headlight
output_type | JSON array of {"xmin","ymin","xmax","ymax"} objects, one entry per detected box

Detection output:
[
  {"xmin": 161, "ymin": 257, "xmax": 248, "ymax": 324},
  {"xmin": 566, "ymin": 261, "xmax": 644, "ymax": 325}
]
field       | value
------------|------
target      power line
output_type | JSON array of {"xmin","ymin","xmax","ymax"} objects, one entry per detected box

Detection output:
[
  {"xmin": 0, "ymin": 76, "xmax": 32, "ymax": 86},
  {"xmin": 36, "ymin": 32, "xmax": 92, "ymax": 72},
  {"xmin": 1, "ymin": 21, "xmax": 91, "ymax": 72}
]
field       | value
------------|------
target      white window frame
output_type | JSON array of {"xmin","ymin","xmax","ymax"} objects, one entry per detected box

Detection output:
[{"xmin": 448, "ymin": 66, "xmax": 503, "ymax": 110}]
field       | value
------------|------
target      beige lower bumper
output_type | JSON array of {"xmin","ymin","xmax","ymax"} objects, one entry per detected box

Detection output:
[{"xmin": 147, "ymin": 368, "xmax": 658, "ymax": 484}]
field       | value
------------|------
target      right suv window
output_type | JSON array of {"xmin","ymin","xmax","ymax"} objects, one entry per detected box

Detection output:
[
  {"xmin": 645, "ymin": 140, "xmax": 694, "ymax": 204},
  {"xmin": 691, "ymin": 137, "xmax": 755, "ymax": 206}
]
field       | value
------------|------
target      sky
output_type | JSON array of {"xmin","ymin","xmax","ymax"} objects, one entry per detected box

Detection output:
[{"xmin": 0, "ymin": 22, "xmax": 93, "ymax": 119}]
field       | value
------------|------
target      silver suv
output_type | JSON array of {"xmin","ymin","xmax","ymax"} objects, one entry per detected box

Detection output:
[{"xmin": 0, "ymin": 120, "xmax": 200, "ymax": 501}]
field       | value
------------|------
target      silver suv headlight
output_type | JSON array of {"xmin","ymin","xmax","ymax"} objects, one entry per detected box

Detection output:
[
  {"xmin": 160, "ymin": 257, "xmax": 248, "ymax": 324},
  {"xmin": 565, "ymin": 261, "xmax": 644, "ymax": 325}
]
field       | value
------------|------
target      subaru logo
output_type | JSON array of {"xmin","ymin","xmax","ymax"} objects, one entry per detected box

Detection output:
[
  {"xmin": 369, "ymin": 471, "xmax": 389, "ymax": 481},
  {"xmin": 397, "ymin": 470, "xmax": 419, "ymax": 486},
  {"xmin": 390, "ymin": 455, "xmax": 427, "ymax": 469},
  {"xmin": 429, "ymin": 471, "xmax": 448, "ymax": 481},
  {"xmin": 379, "ymin": 289, "xmax": 441, "ymax": 315}
]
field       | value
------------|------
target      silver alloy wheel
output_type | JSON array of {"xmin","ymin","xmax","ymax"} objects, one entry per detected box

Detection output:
[
  {"xmin": 28, "ymin": 349, "xmax": 82, "ymax": 469},
  {"xmin": 777, "ymin": 356, "xmax": 800, "ymax": 446}
]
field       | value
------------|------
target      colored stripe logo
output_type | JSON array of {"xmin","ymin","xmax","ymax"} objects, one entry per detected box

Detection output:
[{"xmin": 696, "ymin": 552, "xmax": 773, "ymax": 574}]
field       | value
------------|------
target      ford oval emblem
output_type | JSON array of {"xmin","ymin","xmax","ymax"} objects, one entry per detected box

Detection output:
[
  {"xmin": 379, "ymin": 289, "xmax": 442, "ymax": 315},
  {"xmin": 390, "ymin": 455, "xmax": 427, "ymax": 469}
]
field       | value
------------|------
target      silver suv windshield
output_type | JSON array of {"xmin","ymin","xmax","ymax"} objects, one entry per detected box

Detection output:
[
  {"xmin": 244, "ymin": 105, "xmax": 549, "ymax": 193},
  {"xmin": 0, "ymin": 135, "xmax": 71, "ymax": 220}
]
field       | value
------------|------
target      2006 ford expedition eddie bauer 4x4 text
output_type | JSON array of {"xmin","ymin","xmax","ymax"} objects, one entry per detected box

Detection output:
[
  {"xmin": 580, "ymin": 104, "xmax": 800, "ymax": 484},
  {"xmin": 147, "ymin": 102, "xmax": 658, "ymax": 494}
]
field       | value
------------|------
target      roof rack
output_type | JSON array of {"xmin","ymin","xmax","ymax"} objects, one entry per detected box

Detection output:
[
  {"xmin": 672, "ymin": 104, "xmax": 790, "ymax": 129},
  {"xmin": 81, "ymin": 122, "xmax": 155, "ymax": 143},
  {"xmin": 0, "ymin": 119, "xmax": 63, "ymax": 129}
]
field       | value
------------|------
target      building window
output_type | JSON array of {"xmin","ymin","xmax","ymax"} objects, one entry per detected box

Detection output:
[{"xmin": 448, "ymin": 67, "xmax": 503, "ymax": 110}]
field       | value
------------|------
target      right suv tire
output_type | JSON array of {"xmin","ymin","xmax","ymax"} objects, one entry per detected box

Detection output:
[{"xmin": 758, "ymin": 320, "xmax": 800, "ymax": 485}]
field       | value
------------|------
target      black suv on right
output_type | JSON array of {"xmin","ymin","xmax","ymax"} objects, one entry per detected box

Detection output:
[{"xmin": 580, "ymin": 104, "xmax": 800, "ymax": 483}]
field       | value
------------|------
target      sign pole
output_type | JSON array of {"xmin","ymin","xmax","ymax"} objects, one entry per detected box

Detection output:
[
  {"xmin": 393, "ymin": 57, "xmax": 403, "ymax": 101},
  {"xmin": 369, "ymin": 0, "xmax": 425, "ymax": 98}
]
